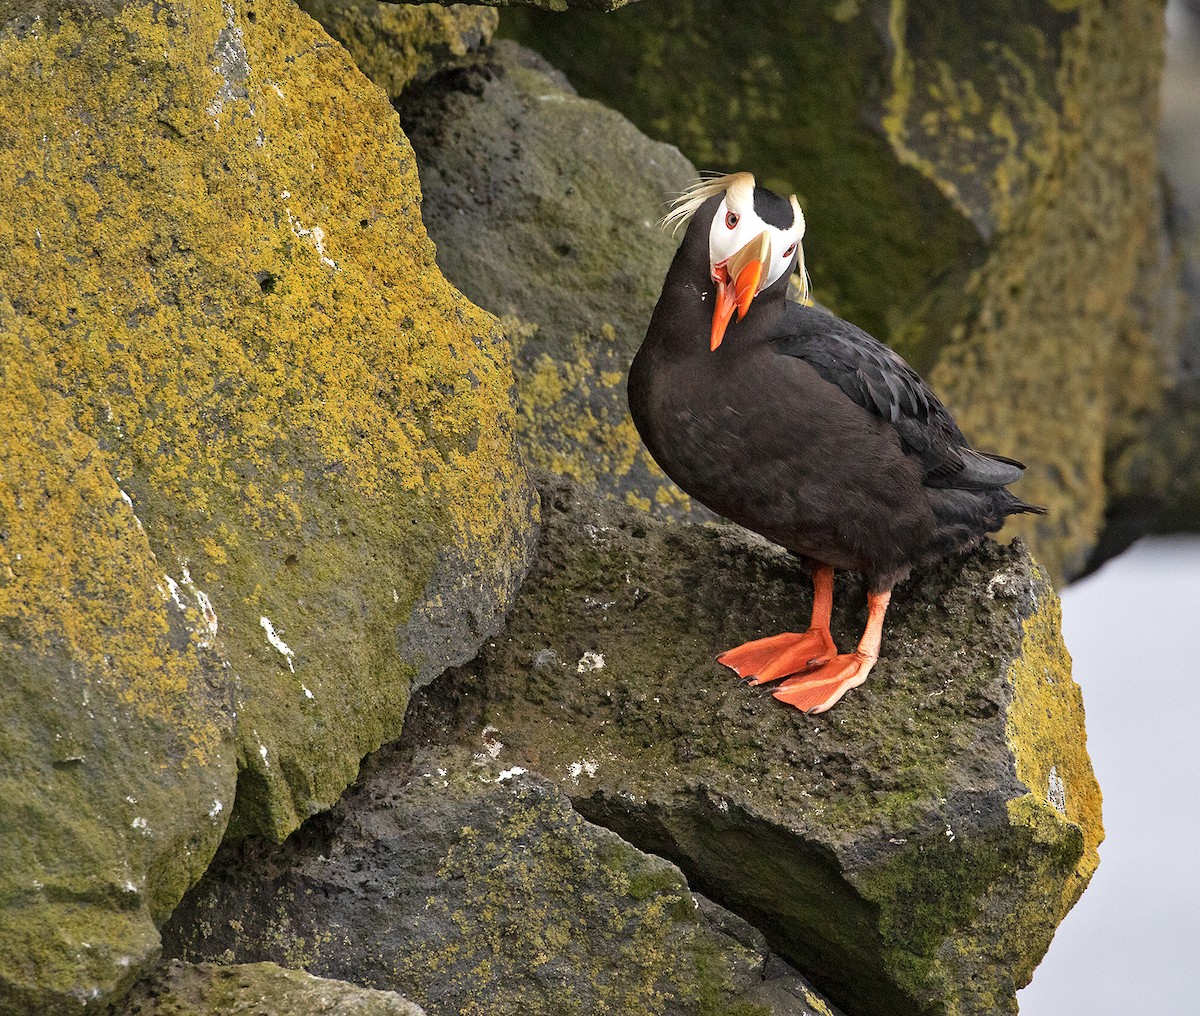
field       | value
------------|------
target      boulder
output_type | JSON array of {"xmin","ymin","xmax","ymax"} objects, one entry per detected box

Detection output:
[
  {"xmin": 161, "ymin": 741, "xmax": 845, "ymax": 1016},
  {"xmin": 0, "ymin": 0, "xmax": 534, "ymax": 1007},
  {"xmin": 424, "ymin": 0, "xmax": 644, "ymax": 10},
  {"xmin": 295, "ymin": 0, "xmax": 497, "ymax": 98},
  {"xmin": 398, "ymin": 40, "xmax": 712, "ymax": 519},
  {"xmin": 390, "ymin": 477, "xmax": 1099, "ymax": 1016},
  {"xmin": 501, "ymin": 0, "xmax": 1184, "ymax": 581},
  {"xmin": 0, "ymin": 296, "xmax": 235, "ymax": 1013},
  {"xmin": 121, "ymin": 960, "xmax": 426, "ymax": 1016}
]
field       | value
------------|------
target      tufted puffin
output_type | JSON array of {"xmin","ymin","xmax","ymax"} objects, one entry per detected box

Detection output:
[{"xmin": 627, "ymin": 172, "xmax": 1044, "ymax": 714}]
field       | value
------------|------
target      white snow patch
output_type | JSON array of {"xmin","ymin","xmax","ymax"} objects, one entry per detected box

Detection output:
[
  {"xmin": 576, "ymin": 651, "xmax": 605, "ymax": 673},
  {"xmin": 497, "ymin": 766, "xmax": 527, "ymax": 782},
  {"xmin": 131, "ymin": 817, "xmax": 151, "ymax": 836},
  {"xmin": 260, "ymin": 616, "xmax": 295, "ymax": 672}
]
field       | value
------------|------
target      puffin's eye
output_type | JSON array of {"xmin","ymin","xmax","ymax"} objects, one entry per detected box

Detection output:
[
  {"xmin": 783, "ymin": 243, "xmax": 797, "ymax": 258},
  {"xmin": 725, "ymin": 211, "xmax": 739, "ymax": 229}
]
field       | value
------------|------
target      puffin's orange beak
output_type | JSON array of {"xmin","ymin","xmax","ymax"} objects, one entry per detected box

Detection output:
[{"xmin": 710, "ymin": 231, "xmax": 771, "ymax": 351}]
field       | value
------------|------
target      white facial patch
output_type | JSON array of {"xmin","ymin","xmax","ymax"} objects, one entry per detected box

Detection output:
[{"xmin": 708, "ymin": 193, "xmax": 805, "ymax": 293}]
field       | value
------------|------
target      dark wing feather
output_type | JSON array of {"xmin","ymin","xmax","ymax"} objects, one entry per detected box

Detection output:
[{"xmin": 774, "ymin": 305, "xmax": 1023, "ymax": 491}]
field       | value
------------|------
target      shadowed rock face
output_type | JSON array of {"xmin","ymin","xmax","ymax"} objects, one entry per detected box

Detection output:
[
  {"xmin": 398, "ymin": 40, "xmax": 714, "ymax": 521},
  {"xmin": 161, "ymin": 740, "xmax": 846, "ymax": 1016},
  {"xmin": 396, "ymin": 478, "xmax": 1101, "ymax": 1016},
  {"xmin": 501, "ymin": 0, "xmax": 1185, "ymax": 582},
  {"xmin": 0, "ymin": 0, "xmax": 534, "ymax": 1008}
]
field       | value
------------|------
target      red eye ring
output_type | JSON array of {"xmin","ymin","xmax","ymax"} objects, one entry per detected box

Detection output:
[
  {"xmin": 725, "ymin": 211, "xmax": 739, "ymax": 229},
  {"xmin": 784, "ymin": 243, "xmax": 797, "ymax": 258}
]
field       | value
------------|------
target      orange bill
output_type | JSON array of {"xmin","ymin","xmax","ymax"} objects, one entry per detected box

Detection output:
[{"xmin": 710, "ymin": 231, "xmax": 771, "ymax": 351}]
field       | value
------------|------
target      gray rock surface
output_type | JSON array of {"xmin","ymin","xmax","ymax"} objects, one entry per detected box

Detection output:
[
  {"xmin": 121, "ymin": 960, "xmax": 426, "ymax": 1015},
  {"xmin": 162, "ymin": 740, "xmax": 843, "ymax": 1016},
  {"xmin": 399, "ymin": 41, "xmax": 714, "ymax": 520}
]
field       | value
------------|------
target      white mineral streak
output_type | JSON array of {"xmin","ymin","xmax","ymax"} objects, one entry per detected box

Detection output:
[{"xmin": 260, "ymin": 615, "xmax": 295, "ymax": 672}]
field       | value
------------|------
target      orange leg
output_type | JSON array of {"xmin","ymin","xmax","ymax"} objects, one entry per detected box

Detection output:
[
  {"xmin": 717, "ymin": 565, "xmax": 838, "ymax": 685},
  {"xmin": 773, "ymin": 588, "xmax": 892, "ymax": 714}
]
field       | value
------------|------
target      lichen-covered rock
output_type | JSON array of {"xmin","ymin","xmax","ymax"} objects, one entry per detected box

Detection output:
[
  {"xmin": 389, "ymin": 477, "xmax": 1099, "ymax": 1016},
  {"xmin": 0, "ymin": 297, "xmax": 236, "ymax": 1014},
  {"xmin": 296, "ymin": 0, "xmax": 497, "ymax": 98},
  {"xmin": 121, "ymin": 960, "xmax": 427, "ymax": 1016},
  {"xmin": 161, "ymin": 742, "xmax": 844, "ymax": 1016},
  {"xmin": 501, "ymin": 0, "xmax": 1183, "ymax": 581},
  {"xmin": 398, "ymin": 40, "xmax": 711, "ymax": 519},
  {"xmin": 429, "ymin": 0, "xmax": 643, "ymax": 10},
  {"xmin": 0, "ymin": 0, "xmax": 534, "ymax": 1007}
]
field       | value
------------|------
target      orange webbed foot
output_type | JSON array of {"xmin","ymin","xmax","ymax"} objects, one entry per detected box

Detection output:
[
  {"xmin": 771, "ymin": 651, "xmax": 876, "ymax": 714},
  {"xmin": 716, "ymin": 628, "xmax": 837, "ymax": 685}
]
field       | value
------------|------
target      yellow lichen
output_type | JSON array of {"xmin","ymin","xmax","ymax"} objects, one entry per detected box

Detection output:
[
  {"xmin": 1005, "ymin": 583, "xmax": 1103, "ymax": 910},
  {"xmin": 0, "ymin": 0, "xmax": 535, "ymax": 842},
  {"xmin": 297, "ymin": 0, "xmax": 497, "ymax": 100},
  {"xmin": 0, "ymin": 298, "xmax": 222, "ymax": 764},
  {"xmin": 506, "ymin": 317, "xmax": 696, "ymax": 514}
]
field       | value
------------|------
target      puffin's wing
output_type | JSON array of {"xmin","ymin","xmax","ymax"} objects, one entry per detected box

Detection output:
[{"xmin": 774, "ymin": 306, "xmax": 1025, "ymax": 491}]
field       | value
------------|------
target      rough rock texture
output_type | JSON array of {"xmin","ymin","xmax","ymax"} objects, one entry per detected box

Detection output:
[
  {"xmin": 162, "ymin": 741, "xmax": 844, "ymax": 1016},
  {"xmin": 121, "ymin": 960, "xmax": 426, "ymax": 1016},
  {"xmin": 398, "ymin": 40, "xmax": 713, "ymax": 519},
  {"xmin": 502, "ymin": 0, "xmax": 1183, "ymax": 581},
  {"xmin": 0, "ymin": 0, "xmax": 534, "ymax": 1007},
  {"xmin": 426, "ymin": 0, "xmax": 643, "ymax": 10},
  {"xmin": 296, "ymin": 0, "xmax": 497, "ymax": 98},
  {"xmin": 0, "ymin": 296, "xmax": 236, "ymax": 1013},
  {"xmin": 397, "ymin": 478, "xmax": 1096, "ymax": 1016}
]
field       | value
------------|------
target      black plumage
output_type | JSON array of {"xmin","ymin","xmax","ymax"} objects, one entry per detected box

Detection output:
[{"xmin": 628, "ymin": 183, "xmax": 1043, "ymax": 713}]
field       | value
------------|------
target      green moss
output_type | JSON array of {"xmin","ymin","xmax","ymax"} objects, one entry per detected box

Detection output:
[
  {"xmin": 0, "ymin": 295, "xmax": 234, "ymax": 1010},
  {"xmin": 401, "ymin": 479, "xmax": 1103, "ymax": 1016},
  {"xmin": 127, "ymin": 961, "xmax": 423, "ymax": 1015},
  {"xmin": 880, "ymin": 0, "xmax": 1075, "ymax": 237},
  {"xmin": 404, "ymin": 783, "xmax": 698, "ymax": 1015},
  {"xmin": 0, "ymin": 0, "xmax": 535, "ymax": 1004},
  {"xmin": 500, "ymin": 0, "xmax": 984, "ymax": 352}
]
